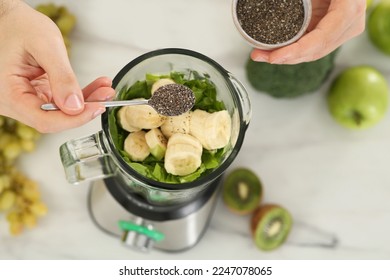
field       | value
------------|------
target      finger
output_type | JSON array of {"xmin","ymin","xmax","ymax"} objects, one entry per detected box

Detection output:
[
  {"xmin": 82, "ymin": 77, "xmax": 113, "ymax": 99},
  {"xmin": 280, "ymin": 18, "xmax": 364, "ymax": 64},
  {"xmin": 11, "ymin": 93, "xmax": 106, "ymax": 133},
  {"xmin": 268, "ymin": 29, "xmax": 336, "ymax": 64},
  {"xmin": 84, "ymin": 87, "xmax": 115, "ymax": 102},
  {"xmin": 30, "ymin": 74, "xmax": 52, "ymax": 102},
  {"xmin": 19, "ymin": 65, "xmax": 46, "ymax": 81},
  {"xmin": 251, "ymin": 49, "xmax": 271, "ymax": 62},
  {"xmin": 27, "ymin": 15, "xmax": 84, "ymax": 115},
  {"xmin": 268, "ymin": 14, "xmax": 364, "ymax": 64},
  {"xmin": 32, "ymin": 76, "xmax": 115, "ymax": 104}
]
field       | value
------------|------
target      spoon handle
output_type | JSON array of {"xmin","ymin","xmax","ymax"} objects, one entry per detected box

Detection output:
[{"xmin": 40, "ymin": 100, "xmax": 148, "ymax": 111}]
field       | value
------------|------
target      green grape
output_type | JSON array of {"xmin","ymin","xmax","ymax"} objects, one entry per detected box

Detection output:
[
  {"xmin": 11, "ymin": 167, "xmax": 24, "ymax": 185},
  {"xmin": 3, "ymin": 142, "xmax": 22, "ymax": 160},
  {"xmin": 0, "ymin": 190, "xmax": 16, "ymax": 210},
  {"xmin": 3, "ymin": 117, "xmax": 16, "ymax": 128},
  {"xmin": 0, "ymin": 132, "xmax": 13, "ymax": 150},
  {"xmin": 20, "ymin": 139, "xmax": 36, "ymax": 152},
  {"xmin": 35, "ymin": 3, "xmax": 59, "ymax": 19},
  {"xmin": 0, "ymin": 160, "xmax": 12, "ymax": 171},
  {"xmin": 56, "ymin": 13, "xmax": 76, "ymax": 36},
  {"xmin": 15, "ymin": 196, "xmax": 29, "ymax": 210},
  {"xmin": 0, "ymin": 117, "xmax": 44, "ymax": 235},
  {"xmin": 22, "ymin": 180, "xmax": 40, "ymax": 201},
  {"xmin": 9, "ymin": 220, "xmax": 23, "ymax": 236},
  {"xmin": 6, "ymin": 211, "xmax": 21, "ymax": 223},
  {"xmin": 0, "ymin": 116, "xmax": 4, "ymax": 127},
  {"xmin": 0, "ymin": 158, "xmax": 11, "ymax": 175},
  {"xmin": 57, "ymin": 6, "xmax": 69, "ymax": 17},
  {"xmin": 21, "ymin": 212, "xmax": 37, "ymax": 229},
  {"xmin": 29, "ymin": 201, "xmax": 48, "ymax": 217},
  {"xmin": 16, "ymin": 124, "xmax": 36, "ymax": 141},
  {"xmin": 0, "ymin": 174, "xmax": 11, "ymax": 191}
]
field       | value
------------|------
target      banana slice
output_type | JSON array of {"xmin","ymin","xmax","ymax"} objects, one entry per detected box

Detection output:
[
  {"xmin": 188, "ymin": 109, "xmax": 208, "ymax": 143},
  {"xmin": 145, "ymin": 128, "xmax": 167, "ymax": 160},
  {"xmin": 124, "ymin": 131, "xmax": 150, "ymax": 162},
  {"xmin": 190, "ymin": 109, "xmax": 232, "ymax": 150},
  {"xmin": 160, "ymin": 111, "xmax": 191, "ymax": 138},
  {"xmin": 167, "ymin": 132, "xmax": 202, "ymax": 152},
  {"xmin": 164, "ymin": 133, "xmax": 202, "ymax": 176},
  {"xmin": 125, "ymin": 99, "xmax": 167, "ymax": 129},
  {"xmin": 164, "ymin": 146, "xmax": 202, "ymax": 176},
  {"xmin": 204, "ymin": 110, "xmax": 232, "ymax": 150},
  {"xmin": 151, "ymin": 78, "xmax": 175, "ymax": 94},
  {"xmin": 117, "ymin": 107, "xmax": 140, "ymax": 132}
]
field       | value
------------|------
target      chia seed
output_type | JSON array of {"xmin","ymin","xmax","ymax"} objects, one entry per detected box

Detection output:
[
  {"xmin": 148, "ymin": 84, "xmax": 195, "ymax": 116},
  {"xmin": 236, "ymin": 0, "xmax": 305, "ymax": 45}
]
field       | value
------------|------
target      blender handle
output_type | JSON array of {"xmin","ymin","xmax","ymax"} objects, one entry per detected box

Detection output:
[
  {"xmin": 59, "ymin": 131, "xmax": 114, "ymax": 184},
  {"xmin": 228, "ymin": 73, "xmax": 252, "ymax": 130}
]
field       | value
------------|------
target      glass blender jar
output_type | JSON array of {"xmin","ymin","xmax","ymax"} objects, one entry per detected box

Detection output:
[{"xmin": 59, "ymin": 48, "xmax": 251, "ymax": 252}]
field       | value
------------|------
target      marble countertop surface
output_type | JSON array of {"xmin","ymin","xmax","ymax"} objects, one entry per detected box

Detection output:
[{"xmin": 1, "ymin": 0, "xmax": 390, "ymax": 260}]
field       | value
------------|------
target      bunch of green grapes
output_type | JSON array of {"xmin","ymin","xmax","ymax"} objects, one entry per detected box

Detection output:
[
  {"xmin": 0, "ymin": 116, "xmax": 46, "ymax": 236},
  {"xmin": 35, "ymin": 3, "xmax": 76, "ymax": 56},
  {"xmin": 0, "ymin": 117, "xmax": 41, "ymax": 166}
]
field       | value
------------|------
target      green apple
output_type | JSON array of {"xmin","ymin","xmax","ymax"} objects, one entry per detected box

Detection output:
[
  {"xmin": 327, "ymin": 66, "xmax": 389, "ymax": 130},
  {"xmin": 368, "ymin": 1, "xmax": 390, "ymax": 55}
]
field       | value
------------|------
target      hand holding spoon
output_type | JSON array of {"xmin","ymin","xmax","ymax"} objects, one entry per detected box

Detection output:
[{"xmin": 41, "ymin": 84, "xmax": 195, "ymax": 116}]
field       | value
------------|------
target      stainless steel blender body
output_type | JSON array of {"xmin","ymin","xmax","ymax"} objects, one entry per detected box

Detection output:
[{"xmin": 88, "ymin": 177, "xmax": 222, "ymax": 252}]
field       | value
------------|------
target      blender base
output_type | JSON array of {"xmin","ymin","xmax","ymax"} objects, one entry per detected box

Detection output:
[{"xmin": 87, "ymin": 179, "xmax": 221, "ymax": 252}]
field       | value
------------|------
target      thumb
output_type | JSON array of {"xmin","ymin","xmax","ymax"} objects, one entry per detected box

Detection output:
[{"xmin": 30, "ymin": 30, "xmax": 84, "ymax": 115}]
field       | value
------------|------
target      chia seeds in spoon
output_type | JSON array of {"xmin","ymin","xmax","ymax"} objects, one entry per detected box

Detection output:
[
  {"xmin": 149, "ymin": 84, "xmax": 195, "ymax": 116},
  {"xmin": 236, "ymin": 0, "xmax": 305, "ymax": 45}
]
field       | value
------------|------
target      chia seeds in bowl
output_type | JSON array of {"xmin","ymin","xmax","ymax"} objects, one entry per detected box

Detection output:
[{"xmin": 232, "ymin": 0, "xmax": 312, "ymax": 50}]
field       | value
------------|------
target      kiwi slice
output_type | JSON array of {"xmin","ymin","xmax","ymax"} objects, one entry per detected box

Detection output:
[
  {"xmin": 251, "ymin": 204, "xmax": 293, "ymax": 251},
  {"xmin": 222, "ymin": 168, "xmax": 262, "ymax": 215}
]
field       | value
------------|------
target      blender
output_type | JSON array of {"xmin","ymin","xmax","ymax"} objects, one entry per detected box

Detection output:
[{"xmin": 59, "ymin": 48, "xmax": 251, "ymax": 252}]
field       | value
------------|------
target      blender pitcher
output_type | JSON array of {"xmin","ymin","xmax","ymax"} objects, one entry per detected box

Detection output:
[{"xmin": 59, "ymin": 48, "xmax": 251, "ymax": 206}]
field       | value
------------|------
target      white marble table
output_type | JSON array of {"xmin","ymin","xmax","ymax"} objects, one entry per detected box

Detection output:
[{"xmin": 1, "ymin": 0, "xmax": 390, "ymax": 260}]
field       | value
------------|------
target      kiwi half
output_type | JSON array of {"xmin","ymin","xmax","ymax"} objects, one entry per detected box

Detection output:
[
  {"xmin": 222, "ymin": 168, "xmax": 262, "ymax": 215},
  {"xmin": 251, "ymin": 204, "xmax": 293, "ymax": 251}
]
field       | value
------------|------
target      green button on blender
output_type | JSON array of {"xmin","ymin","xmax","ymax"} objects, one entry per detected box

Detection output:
[{"xmin": 118, "ymin": 220, "xmax": 165, "ymax": 242}]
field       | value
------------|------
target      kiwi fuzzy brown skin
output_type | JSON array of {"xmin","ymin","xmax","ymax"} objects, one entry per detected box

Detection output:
[
  {"xmin": 251, "ymin": 204, "xmax": 274, "ymax": 233},
  {"xmin": 222, "ymin": 167, "xmax": 263, "ymax": 215},
  {"xmin": 251, "ymin": 204, "xmax": 293, "ymax": 251}
]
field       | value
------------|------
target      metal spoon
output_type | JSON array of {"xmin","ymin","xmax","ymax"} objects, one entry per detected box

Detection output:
[{"xmin": 40, "ymin": 83, "xmax": 195, "ymax": 116}]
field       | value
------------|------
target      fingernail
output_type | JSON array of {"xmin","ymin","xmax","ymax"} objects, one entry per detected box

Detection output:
[
  {"xmin": 64, "ymin": 94, "xmax": 83, "ymax": 110},
  {"xmin": 252, "ymin": 54, "xmax": 268, "ymax": 62},
  {"xmin": 92, "ymin": 107, "xmax": 106, "ymax": 119},
  {"xmin": 105, "ymin": 94, "xmax": 115, "ymax": 101},
  {"xmin": 271, "ymin": 56, "xmax": 289, "ymax": 64}
]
